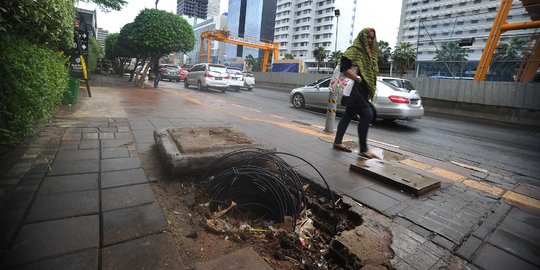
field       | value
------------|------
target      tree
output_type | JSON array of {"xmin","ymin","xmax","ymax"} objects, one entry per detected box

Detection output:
[
  {"xmin": 88, "ymin": 35, "xmax": 104, "ymax": 73},
  {"xmin": 392, "ymin": 42, "xmax": 416, "ymax": 76},
  {"xmin": 79, "ymin": 0, "xmax": 127, "ymax": 11},
  {"xmin": 283, "ymin": 53, "xmax": 294, "ymax": 60},
  {"xmin": 329, "ymin": 51, "xmax": 343, "ymax": 68},
  {"xmin": 433, "ymin": 41, "xmax": 466, "ymax": 76},
  {"xmin": 130, "ymin": 8, "xmax": 195, "ymax": 86},
  {"xmin": 313, "ymin": 47, "xmax": 327, "ymax": 73},
  {"xmin": 491, "ymin": 37, "xmax": 527, "ymax": 81},
  {"xmin": 245, "ymin": 54, "xmax": 256, "ymax": 72},
  {"xmin": 378, "ymin": 40, "xmax": 392, "ymax": 68}
]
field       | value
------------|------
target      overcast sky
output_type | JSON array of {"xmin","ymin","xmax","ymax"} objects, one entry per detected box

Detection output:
[{"xmin": 77, "ymin": 0, "xmax": 402, "ymax": 48}]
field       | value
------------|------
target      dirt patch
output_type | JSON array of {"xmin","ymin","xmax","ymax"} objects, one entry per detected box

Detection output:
[
  {"xmin": 169, "ymin": 127, "xmax": 254, "ymax": 153},
  {"xmin": 139, "ymin": 146, "xmax": 390, "ymax": 269}
]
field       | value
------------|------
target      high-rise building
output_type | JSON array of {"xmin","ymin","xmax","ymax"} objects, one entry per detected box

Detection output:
[
  {"xmin": 207, "ymin": 0, "xmax": 220, "ymax": 18},
  {"xmin": 397, "ymin": 0, "xmax": 536, "ymax": 63},
  {"xmin": 273, "ymin": 0, "xmax": 358, "ymax": 72},
  {"xmin": 96, "ymin": 28, "xmax": 109, "ymax": 47},
  {"xmin": 225, "ymin": 0, "xmax": 278, "ymax": 62},
  {"xmin": 177, "ymin": 0, "xmax": 209, "ymax": 20},
  {"xmin": 187, "ymin": 14, "xmax": 229, "ymax": 65}
]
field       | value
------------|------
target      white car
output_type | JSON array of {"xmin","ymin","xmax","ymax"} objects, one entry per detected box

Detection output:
[
  {"xmin": 184, "ymin": 63, "xmax": 229, "ymax": 92},
  {"xmin": 289, "ymin": 77, "xmax": 424, "ymax": 122},
  {"xmin": 227, "ymin": 67, "xmax": 244, "ymax": 91}
]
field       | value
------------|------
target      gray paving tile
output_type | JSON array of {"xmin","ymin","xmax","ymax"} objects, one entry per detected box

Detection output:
[
  {"xmin": 474, "ymin": 243, "xmax": 537, "ymax": 270},
  {"xmin": 78, "ymin": 140, "xmax": 99, "ymax": 150},
  {"xmin": 101, "ymin": 157, "xmax": 141, "ymax": 172},
  {"xmin": 101, "ymin": 147, "xmax": 130, "ymax": 159},
  {"xmin": 4, "ymin": 215, "xmax": 99, "ymax": 267},
  {"xmin": 370, "ymin": 182, "xmax": 415, "ymax": 202},
  {"xmin": 102, "ymin": 202, "xmax": 168, "ymax": 246},
  {"xmin": 100, "ymin": 168, "xmax": 148, "ymax": 188},
  {"xmin": 48, "ymin": 160, "xmax": 99, "ymax": 176},
  {"xmin": 12, "ymin": 248, "xmax": 98, "ymax": 270},
  {"xmin": 488, "ymin": 228, "xmax": 540, "ymax": 267},
  {"xmin": 26, "ymin": 190, "xmax": 99, "ymax": 223},
  {"xmin": 102, "ymin": 234, "xmax": 184, "ymax": 270},
  {"xmin": 102, "ymin": 184, "xmax": 156, "ymax": 211},
  {"xmin": 456, "ymin": 236, "xmax": 482, "ymax": 261},
  {"xmin": 38, "ymin": 174, "xmax": 98, "ymax": 195},
  {"xmin": 55, "ymin": 149, "xmax": 99, "ymax": 162},
  {"xmin": 432, "ymin": 235, "xmax": 456, "ymax": 250},
  {"xmin": 348, "ymin": 187, "xmax": 400, "ymax": 213},
  {"xmin": 101, "ymin": 139, "xmax": 130, "ymax": 148}
]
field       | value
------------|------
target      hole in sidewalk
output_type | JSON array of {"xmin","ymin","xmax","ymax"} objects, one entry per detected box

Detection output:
[{"xmin": 158, "ymin": 148, "xmax": 364, "ymax": 269}]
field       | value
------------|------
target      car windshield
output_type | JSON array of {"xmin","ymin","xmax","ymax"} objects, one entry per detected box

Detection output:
[
  {"xmin": 229, "ymin": 69, "xmax": 242, "ymax": 75},
  {"xmin": 382, "ymin": 78, "xmax": 414, "ymax": 92},
  {"xmin": 307, "ymin": 77, "xmax": 330, "ymax": 86},
  {"xmin": 209, "ymin": 65, "xmax": 227, "ymax": 74},
  {"xmin": 243, "ymin": 73, "xmax": 253, "ymax": 77}
]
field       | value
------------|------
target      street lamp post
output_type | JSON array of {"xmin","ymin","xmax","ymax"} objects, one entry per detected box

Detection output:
[{"xmin": 323, "ymin": 9, "xmax": 341, "ymax": 133}]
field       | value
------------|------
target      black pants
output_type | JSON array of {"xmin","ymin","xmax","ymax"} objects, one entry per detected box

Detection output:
[{"xmin": 334, "ymin": 106, "xmax": 373, "ymax": 152}]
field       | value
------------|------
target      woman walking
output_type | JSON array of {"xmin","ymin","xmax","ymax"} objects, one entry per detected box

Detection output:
[{"xmin": 332, "ymin": 27, "xmax": 380, "ymax": 159}]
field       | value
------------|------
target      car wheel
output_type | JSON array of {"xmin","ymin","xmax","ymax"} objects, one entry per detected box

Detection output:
[
  {"xmin": 184, "ymin": 79, "xmax": 189, "ymax": 88},
  {"xmin": 292, "ymin": 93, "xmax": 305, "ymax": 108},
  {"xmin": 197, "ymin": 81, "xmax": 204, "ymax": 90}
]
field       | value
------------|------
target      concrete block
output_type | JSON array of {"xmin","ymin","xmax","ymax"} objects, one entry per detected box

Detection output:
[
  {"xmin": 474, "ymin": 243, "xmax": 537, "ymax": 270},
  {"xmin": 101, "ymin": 183, "xmax": 156, "ymax": 211},
  {"xmin": 349, "ymin": 159, "xmax": 440, "ymax": 196},
  {"xmin": 13, "ymin": 248, "xmax": 98, "ymax": 270},
  {"xmin": 154, "ymin": 127, "xmax": 272, "ymax": 175},
  {"xmin": 26, "ymin": 190, "xmax": 99, "ymax": 222}
]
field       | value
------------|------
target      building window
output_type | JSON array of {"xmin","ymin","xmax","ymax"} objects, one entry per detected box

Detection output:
[
  {"xmin": 469, "ymin": 29, "xmax": 477, "ymax": 33},
  {"xmin": 459, "ymin": 2, "xmax": 466, "ymax": 6},
  {"xmin": 471, "ymin": 19, "xmax": 478, "ymax": 23},
  {"xmin": 422, "ymin": 9, "xmax": 427, "ymax": 12},
  {"xmin": 474, "ymin": 0, "xmax": 481, "ymax": 3},
  {"xmin": 457, "ymin": 21, "xmax": 464, "ymax": 25},
  {"xmin": 434, "ymin": 6, "xmax": 440, "ymax": 10},
  {"xmin": 488, "ymin": 7, "xmax": 496, "ymax": 12},
  {"xmin": 446, "ymin": 4, "xmax": 453, "ymax": 8}
]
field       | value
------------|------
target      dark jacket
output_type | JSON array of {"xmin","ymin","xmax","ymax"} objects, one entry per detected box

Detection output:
[{"xmin": 340, "ymin": 56, "xmax": 370, "ymax": 108}]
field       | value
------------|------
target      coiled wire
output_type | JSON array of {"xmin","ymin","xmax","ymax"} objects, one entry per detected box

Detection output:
[{"xmin": 204, "ymin": 148, "xmax": 336, "ymax": 230}]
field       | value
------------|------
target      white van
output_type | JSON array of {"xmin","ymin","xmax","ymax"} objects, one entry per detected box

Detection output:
[{"xmin": 184, "ymin": 63, "xmax": 230, "ymax": 92}]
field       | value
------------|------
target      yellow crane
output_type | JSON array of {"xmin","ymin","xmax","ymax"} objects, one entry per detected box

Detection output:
[
  {"xmin": 199, "ymin": 30, "xmax": 279, "ymax": 72},
  {"xmin": 474, "ymin": 0, "xmax": 540, "ymax": 81}
]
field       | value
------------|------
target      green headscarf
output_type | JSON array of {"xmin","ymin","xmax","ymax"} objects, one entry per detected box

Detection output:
[{"xmin": 343, "ymin": 27, "xmax": 379, "ymax": 101}]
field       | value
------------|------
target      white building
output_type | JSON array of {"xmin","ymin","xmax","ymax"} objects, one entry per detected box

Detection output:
[
  {"xmin": 96, "ymin": 28, "xmax": 108, "ymax": 47},
  {"xmin": 186, "ymin": 14, "xmax": 229, "ymax": 65},
  {"xmin": 397, "ymin": 0, "xmax": 536, "ymax": 62},
  {"xmin": 274, "ymin": 0, "xmax": 358, "ymax": 72}
]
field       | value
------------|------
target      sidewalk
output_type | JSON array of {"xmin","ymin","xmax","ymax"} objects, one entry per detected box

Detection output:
[{"xmin": 1, "ymin": 75, "xmax": 539, "ymax": 269}]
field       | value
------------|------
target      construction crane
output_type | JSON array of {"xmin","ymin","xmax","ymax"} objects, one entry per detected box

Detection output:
[
  {"xmin": 199, "ymin": 30, "xmax": 279, "ymax": 72},
  {"xmin": 474, "ymin": 0, "xmax": 540, "ymax": 81}
]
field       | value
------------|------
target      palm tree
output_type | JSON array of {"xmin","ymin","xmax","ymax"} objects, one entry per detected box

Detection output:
[
  {"xmin": 433, "ymin": 41, "xmax": 466, "ymax": 76},
  {"xmin": 283, "ymin": 53, "xmax": 294, "ymax": 60},
  {"xmin": 329, "ymin": 50, "xmax": 343, "ymax": 68},
  {"xmin": 392, "ymin": 42, "xmax": 416, "ymax": 76},
  {"xmin": 378, "ymin": 40, "xmax": 392, "ymax": 68},
  {"xmin": 245, "ymin": 54, "xmax": 255, "ymax": 72},
  {"xmin": 254, "ymin": 56, "xmax": 264, "ymax": 72},
  {"xmin": 491, "ymin": 37, "xmax": 527, "ymax": 80},
  {"xmin": 313, "ymin": 47, "xmax": 327, "ymax": 73}
]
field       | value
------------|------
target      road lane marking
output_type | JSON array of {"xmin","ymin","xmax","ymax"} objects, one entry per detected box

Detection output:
[
  {"xmin": 400, "ymin": 159, "xmax": 432, "ymax": 171},
  {"xmin": 450, "ymin": 161, "xmax": 489, "ymax": 173},
  {"xmin": 503, "ymin": 191, "xmax": 540, "ymax": 209},
  {"xmin": 429, "ymin": 168, "xmax": 467, "ymax": 182},
  {"xmin": 462, "ymin": 179, "xmax": 505, "ymax": 196},
  {"xmin": 368, "ymin": 139, "xmax": 400, "ymax": 148}
]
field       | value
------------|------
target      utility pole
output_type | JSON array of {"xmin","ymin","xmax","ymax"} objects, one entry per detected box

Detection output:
[{"xmin": 324, "ymin": 9, "xmax": 340, "ymax": 133}]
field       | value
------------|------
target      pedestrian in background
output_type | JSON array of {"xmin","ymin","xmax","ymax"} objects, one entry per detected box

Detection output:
[
  {"xmin": 332, "ymin": 27, "xmax": 380, "ymax": 159},
  {"xmin": 154, "ymin": 63, "xmax": 164, "ymax": 88}
]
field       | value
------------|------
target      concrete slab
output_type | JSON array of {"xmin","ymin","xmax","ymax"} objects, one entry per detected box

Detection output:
[
  {"xmin": 350, "ymin": 159, "xmax": 440, "ymax": 196},
  {"xmin": 195, "ymin": 247, "xmax": 272, "ymax": 270},
  {"xmin": 38, "ymin": 174, "xmax": 98, "ymax": 195},
  {"xmin": 3, "ymin": 215, "xmax": 99, "ymax": 267},
  {"xmin": 154, "ymin": 127, "xmax": 272, "ymax": 175},
  {"xmin": 13, "ymin": 248, "xmax": 98, "ymax": 270},
  {"xmin": 101, "ymin": 183, "xmax": 156, "ymax": 211},
  {"xmin": 102, "ymin": 202, "xmax": 168, "ymax": 246},
  {"xmin": 102, "ymin": 234, "xmax": 184, "ymax": 270},
  {"xmin": 100, "ymin": 168, "xmax": 148, "ymax": 188},
  {"xmin": 26, "ymin": 190, "xmax": 99, "ymax": 223}
]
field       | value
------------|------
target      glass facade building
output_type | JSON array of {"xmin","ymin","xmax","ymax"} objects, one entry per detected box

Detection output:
[{"xmin": 225, "ymin": 0, "xmax": 277, "ymax": 62}]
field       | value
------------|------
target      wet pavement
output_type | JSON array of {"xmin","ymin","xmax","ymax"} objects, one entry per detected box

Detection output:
[{"xmin": 1, "ymin": 75, "xmax": 539, "ymax": 269}]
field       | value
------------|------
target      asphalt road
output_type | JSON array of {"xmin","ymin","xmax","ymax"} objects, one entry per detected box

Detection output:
[{"xmin": 164, "ymin": 81, "xmax": 540, "ymax": 187}]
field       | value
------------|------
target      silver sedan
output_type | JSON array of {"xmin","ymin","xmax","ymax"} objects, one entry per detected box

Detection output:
[{"xmin": 289, "ymin": 77, "xmax": 424, "ymax": 122}]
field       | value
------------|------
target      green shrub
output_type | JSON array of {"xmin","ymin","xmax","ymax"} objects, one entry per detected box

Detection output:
[
  {"xmin": 88, "ymin": 35, "xmax": 104, "ymax": 73},
  {"xmin": 0, "ymin": 35, "xmax": 69, "ymax": 146}
]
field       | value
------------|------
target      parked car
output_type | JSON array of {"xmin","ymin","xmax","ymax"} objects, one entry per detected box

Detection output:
[
  {"xmin": 161, "ymin": 65, "xmax": 182, "ymax": 82},
  {"xmin": 184, "ymin": 63, "xmax": 230, "ymax": 92},
  {"xmin": 179, "ymin": 68, "xmax": 188, "ymax": 81},
  {"xmin": 377, "ymin": 76, "xmax": 416, "ymax": 92},
  {"xmin": 289, "ymin": 77, "xmax": 424, "ymax": 122},
  {"xmin": 227, "ymin": 67, "xmax": 244, "ymax": 91},
  {"xmin": 242, "ymin": 72, "xmax": 255, "ymax": 90}
]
